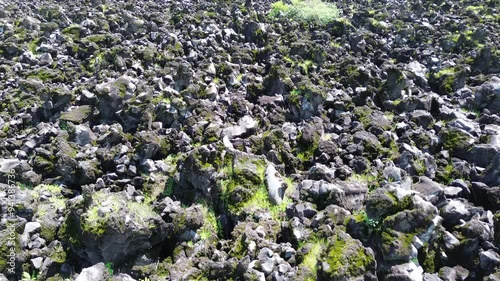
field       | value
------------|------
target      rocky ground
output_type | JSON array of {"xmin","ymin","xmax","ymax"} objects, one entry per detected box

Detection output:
[{"xmin": 0, "ymin": 0, "xmax": 499, "ymax": 280}]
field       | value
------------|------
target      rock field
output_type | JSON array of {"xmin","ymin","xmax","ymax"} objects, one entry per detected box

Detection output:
[{"xmin": 0, "ymin": 0, "xmax": 499, "ymax": 280}]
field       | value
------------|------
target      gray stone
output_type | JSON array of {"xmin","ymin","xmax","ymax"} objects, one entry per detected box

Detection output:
[
  {"xmin": 440, "ymin": 200, "xmax": 471, "ymax": 227},
  {"xmin": 116, "ymin": 164, "xmax": 127, "ymax": 174},
  {"xmin": 438, "ymin": 266, "xmax": 457, "ymax": 281},
  {"xmin": 23, "ymin": 222, "xmax": 41, "ymax": 236},
  {"xmin": 0, "ymin": 158, "xmax": 21, "ymax": 174},
  {"xmin": 293, "ymin": 202, "xmax": 317, "ymax": 220},
  {"xmin": 299, "ymin": 179, "xmax": 367, "ymax": 211},
  {"xmin": 385, "ymin": 262, "xmax": 424, "ymax": 281},
  {"xmin": 38, "ymin": 53, "xmax": 53, "ymax": 65},
  {"xmin": 448, "ymin": 118, "xmax": 477, "ymax": 134},
  {"xmin": 423, "ymin": 273, "xmax": 442, "ymax": 281},
  {"xmin": 466, "ymin": 144, "xmax": 498, "ymax": 168},
  {"xmin": 222, "ymin": 115, "xmax": 257, "ymax": 139},
  {"xmin": 476, "ymin": 76, "xmax": 500, "ymax": 114},
  {"xmin": 74, "ymin": 125, "xmax": 95, "ymax": 146},
  {"xmin": 307, "ymin": 163, "xmax": 336, "ymax": 182},
  {"xmin": 60, "ymin": 105, "xmax": 92, "ymax": 124},
  {"xmin": 66, "ymin": 191, "xmax": 171, "ymax": 265},
  {"xmin": 111, "ymin": 274, "xmax": 137, "ymax": 281},
  {"xmin": 443, "ymin": 186, "xmax": 463, "ymax": 198},
  {"xmin": 412, "ymin": 176, "xmax": 444, "ymax": 205},
  {"xmin": 442, "ymin": 231, "xmax": 460, "ymax": 251},
  {"xmin": 265, "ymin": 164, "xmax": 287, "ymax": 205},
  {"xmin": 480, "ymin": 249, "xmax": 500, "ymax": 272},
  {"xmin": 383, "ymin": 163, "xmax": 404, "ymax": 182},
  {"xmin": 75, "ymin": 263, "xmax": 110, "ymax": 281},
  {"xmin": 411, "ymin": 110, "xmax": 435, "ymax": 129}
]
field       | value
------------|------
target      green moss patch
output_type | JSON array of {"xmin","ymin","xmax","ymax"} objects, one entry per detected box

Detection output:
[
  {"xmin": 440, "ymin": 128, "xmax": 473, "ymax": 154},
  {"xmin": 320, "ymin": 231, "xmax": 375, "ymax": 279},
  {"xmin": 269, "ymin": 0, "xmax": 340, "ymax": 25},
  {"xmin": 81, "ymin": 191, "xmax": 156, "ymax": 237}
]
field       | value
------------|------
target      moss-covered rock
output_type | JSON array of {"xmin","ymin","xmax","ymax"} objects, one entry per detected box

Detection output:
[
  {"xmin": 380, "ymin": 229, "xmax": 415, "ymax": 263},
  {"xmin": 472, "ymin": 46, "xmax": 500, "ymax": 74},
  {"xmin": 219, "ymin": 150, "xmax": 268, "ymax": 216},
  {"xmin": 318, "ymin": 229, "xmax": 376, "ymax": 280},
  {"xmin": 60, "ymin": 105, "xmax": 92, "ymax": 124},
  {"xmin": 365, "ymin": 189, "xmax": 410, "ymax": 220},
  {"xmin": 263, "ymin": 65, "xmax": 293, "ymax": 97},
  {"xmin": 429, "ymin": 66, "xmax": 468, "ymax": 95},
  {"xmin": 177, "ymin": 145, "xmax": 222, "ymax": 203},
  {"xmin": 439, "ymin": 127, "xmax": 474, "ymax": 155},
  {"xmin": 60, "ymin": 190, "xmax": 171, "ymax": 266},
  {"xmin": 31, "ymin": 185, "xmax": 65, "ymax": 242},
  {"xmin": 379, "ymin": 67, "xmax": 406, "ymax": 101}
]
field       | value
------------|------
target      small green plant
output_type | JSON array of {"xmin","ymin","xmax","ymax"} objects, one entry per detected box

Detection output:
[
  {"xmin": 21, "ymin": 270, "xmax": 38, "ymax": 281},
  {"xmin": 351, "ymin": 210, "xmax": 382, "ymax": 234},
  {"xmin": 240, "ymin": 177, "xmax": 295, "ymax": 221},
  {"xmin": 199, "ymin": 227, "xmax": 212, "ymax": 240},
  {"xmin": 19, "ymin": 183, "xmax": 34, "ymax": 190},
  {"xmin": 269, "ymin": 0, "xmax": 340, "ymax": 25},
  {"xmin": 298, "ymin": 60, "xmax": 314, "ymax": 74},
  {"xmin": 163, "ymin": 177, "xmax": 175, "ymax": 197},
  {"xmin": 2, "ymin": 123, "xmax": 9, "ymax": 133},
  {"xmin": 413, "ymin": 158, "xmax": 426, "ymax": 176},
  {"xmin": 100, "ymin": 4, "xmax": 108, "ymax": 13},
  {"xmin": 59, "ymin": 120, "xmax": 68, "ymax": 131},
  {"xmin": 105, "ymin": 262, "xmax": 114, "ymax": 275},
  {"xmin": 290, "ymin": 89, "xmax": 302, "ymax": 96}
]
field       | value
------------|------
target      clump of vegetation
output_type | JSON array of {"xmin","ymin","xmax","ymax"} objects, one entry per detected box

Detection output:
[
  {"xmin": 198, "ymin": 202, "xmax": 221, "ymax": 240},
  {"xmin": 269, "ymin": 0, "xmax": 340, "ymax": 25},
  {"xmin": 105, "ymin": 262, "xmax": 114, "ymax": 275},
  {"xmin": 299, "ymin": 237, "xmax": 327, "ymax": 280},
  {"xmin": 241, "ymin": 181, "xmax": 294, "ymax": 220}
]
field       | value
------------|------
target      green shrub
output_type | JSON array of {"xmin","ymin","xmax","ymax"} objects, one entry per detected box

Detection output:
[
  {"xmin": 269, "ymin": 0, "xmax": 340, "ymax": 25},
  {"xmin": 105, "ymin": 262, "xmax": 114, "ymax": 275}
]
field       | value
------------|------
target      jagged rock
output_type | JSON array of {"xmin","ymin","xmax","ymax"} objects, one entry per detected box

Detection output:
[
  {"xmin": 298, "ymin": 179, "xmax": 367, "ymax": 211},
  {"xmin": 95, "ymin": 76, "xmax": 137, "ymax": 121},
  {"xmin": 466, "ymin": 144, "xmax": 498, "ymax": 168},
  {"xmin": 60, "ymin": 105, "xmax": 92, "ymax": 124},
  {"xmin": 23, "ymin": 222, "xmax": 41, "ymax": 236},
  {"xmin": 0, "ymin": 158, "xmax": 21, "ymax": 174},
  {"xmin": 74, "ymin": 124, "xmax": 95, "ymax": 146},
  {"xmin": 307, "ymin": 163, "xmax": 336, "ymax": 182},
  {"xmin": 475, "ymin": 77, "xmax": 500, "ymax": 114},
  {"xmin": 223, "ymin": 115, "xmax": 257, "ymax": 140},
  {"xmin": 480, "ymin": 249, "xmax": 500, "ymax": 273},
  {"xmin": 440, "ymin": 199, "xmax": 472, "ymax": 228},
  {"xmin": 317, "ymin": 229, "xmax": 377, "ymax": 280},
  {"xmin": 111, "ymin": 273, "xmax": 137, "ymax": 281},
  {"xmin": 480, "ymin": 153, "xmax": 500, "ymax": 187},
  {"xmin": 385, "ymin": 262, "xmax": 424, "ymax": 281},
  {"xmin": 75, "ymin": 263, "xmax": 110, "ymax": 281},
  {"xmin": 60, "ymin": 191, "xmax": 171, "ymax": 265},
  {"xmin": 412, "ymin": 176, "xmax": 445, "ymax": 205},
  {"xmin": 438, "ymin": 266, "xmax": 469, "ymax": 281}
]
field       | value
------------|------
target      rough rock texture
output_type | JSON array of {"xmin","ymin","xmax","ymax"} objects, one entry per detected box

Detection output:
[{"xmin": 0, "ymin": 0, "xmax": 499, "ymax": 279}]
